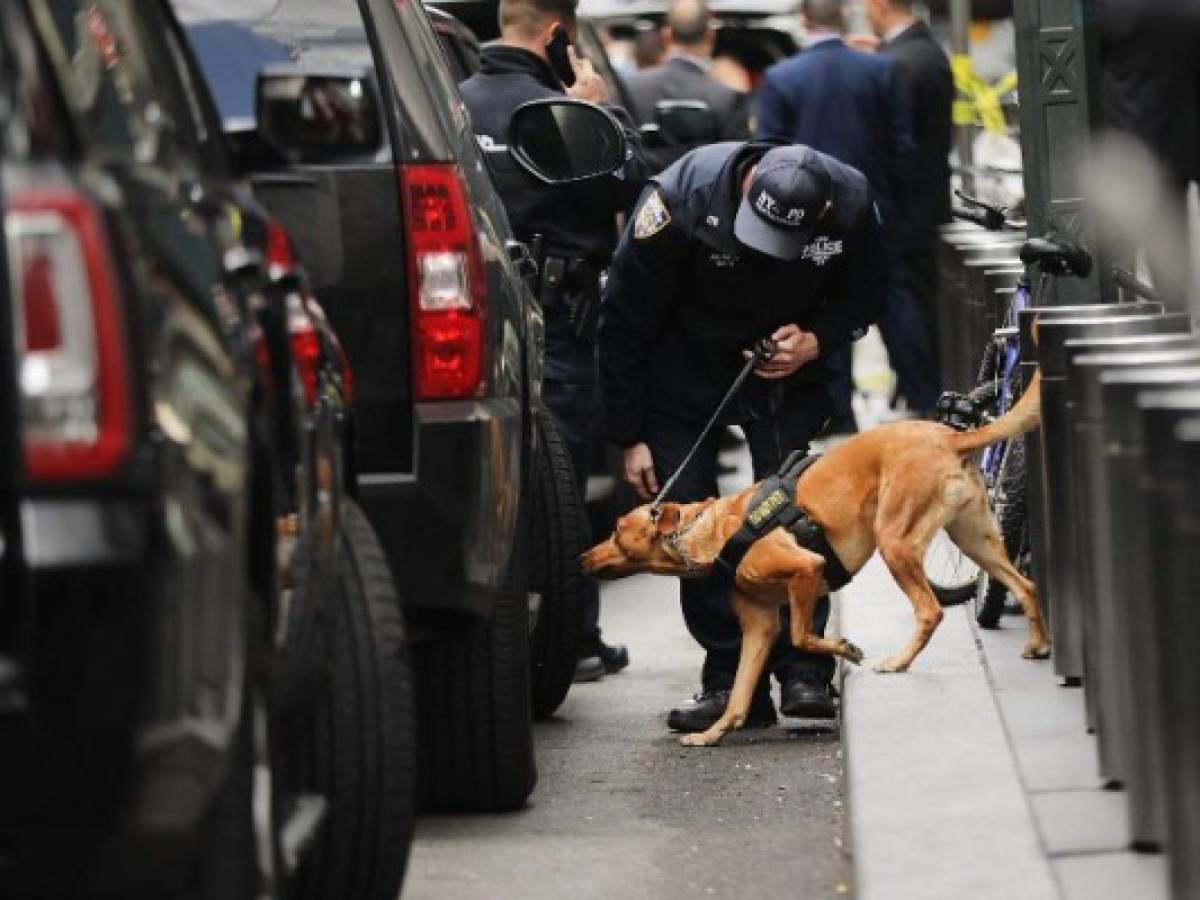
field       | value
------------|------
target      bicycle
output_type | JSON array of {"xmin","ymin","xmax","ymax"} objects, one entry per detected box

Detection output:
[{"xmin": 923, "ymin": 192, "xmax": 1093, "ymax": 627}]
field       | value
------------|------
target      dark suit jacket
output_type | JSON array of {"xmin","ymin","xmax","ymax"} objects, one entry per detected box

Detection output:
[
  {"xmin": 881, "ymin": 21, "xmax": 953, "ymax": 252},
  {"xmin": 624, "ymin": 56, "xmax": 751, "ymax": 139},
  {"xmin": 755, "ymin": 39, "xmax": 914, "ymax": 223}
]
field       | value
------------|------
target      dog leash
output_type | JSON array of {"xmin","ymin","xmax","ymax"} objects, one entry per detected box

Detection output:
[{"xmin": 649, "ymin": 337, "xmax": 777, "ymax": 519}]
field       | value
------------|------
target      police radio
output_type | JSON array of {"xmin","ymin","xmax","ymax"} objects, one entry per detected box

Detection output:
[{"xmin": 545, "ymin": 24, "xmax": 576, "ymax": 87}]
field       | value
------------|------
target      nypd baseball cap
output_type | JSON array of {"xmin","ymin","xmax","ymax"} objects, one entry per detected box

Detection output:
[{"xmin": 734, "ymin": 146, "xmax": 833, "ymax": 261}]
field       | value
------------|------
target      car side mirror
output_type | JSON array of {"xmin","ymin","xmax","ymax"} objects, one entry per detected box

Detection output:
[
  {"xmin": 653, "ymin": 99, "xmax": 717, "ymax": 145},
  {"xmin": 508, "ymin": 99, "xmax": 627, "ymax": 185},
  {"xmin": 256, "ymin": 66, "xmax": 382, "ymax": 163}
]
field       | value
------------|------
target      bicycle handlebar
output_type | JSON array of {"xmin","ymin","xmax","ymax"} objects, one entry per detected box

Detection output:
[{"xmin": 952, "ymin": 189, "xmax": 1012, "ymax": 231}]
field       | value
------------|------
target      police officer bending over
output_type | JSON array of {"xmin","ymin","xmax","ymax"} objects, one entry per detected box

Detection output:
[
  {"xmin": 461, "ymin": 0, "xmax": 650, "ymax": 681},
  {"xmin": 601, "ymin": 143, "xmax": 884, "ymax": 731}
]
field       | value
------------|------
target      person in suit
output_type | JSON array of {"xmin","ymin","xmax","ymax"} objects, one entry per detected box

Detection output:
[
  {"xmin": 623, "ymin": 0, "xmax": 750, "ymax": 169},
  {"xmin": 866, "ymin": 0, "xmax": 953, "ymax": 387},
  {"xmin": 757, "ymin": 0, "xmax": 937, "ymax": 429}
]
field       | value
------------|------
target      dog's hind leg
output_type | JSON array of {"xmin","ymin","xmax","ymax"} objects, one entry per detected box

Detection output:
[
  {"xmin": 944, "ymin": 500, "xmax": 1051, "ymax": 659},
  {"xmin": 681, "ymin": 595, "xmax": 778, "ymax": 748}
]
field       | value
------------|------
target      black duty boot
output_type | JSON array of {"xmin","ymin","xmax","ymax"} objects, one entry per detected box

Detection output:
[
  {"xmin": 666, "ymin": 689, "xmax": 777, "ymax": 734},
  {"xmin": 597, "ymin": 641, "xmax": 629, "ymax": 675},
  {"xmin": 780, "ymin": 678, "xmax": 837, "ymax": 719}
]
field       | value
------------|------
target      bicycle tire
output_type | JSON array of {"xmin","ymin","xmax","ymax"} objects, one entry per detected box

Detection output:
[{"xmin": 978, "ymin": 438, "xmax": 1028, "ymax": 629}]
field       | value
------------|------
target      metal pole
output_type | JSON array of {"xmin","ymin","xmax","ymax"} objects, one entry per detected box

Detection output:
[{"xmin": 950, "ymin": 0, "xmax": 974, "ymax": 196}]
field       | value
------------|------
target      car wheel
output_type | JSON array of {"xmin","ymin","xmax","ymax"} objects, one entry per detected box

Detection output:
[
  {"xmin": 414, "ymin": 500, "xmax": 537, "ymax": 812},
  {"xmin": 529, "ymin": 405, "xmax": 587, "ymax": 719},
  {"xmin": 289, "ymin": 499, "xmax": 415, "ymax": 900}
]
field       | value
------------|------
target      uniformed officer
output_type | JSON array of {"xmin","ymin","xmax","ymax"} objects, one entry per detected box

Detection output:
[
  {"xmin": 460, "ymin": 0, "xmax": 650, "ymax": 680},
  {"xmin": 600, "ymin": 142, "xmax": 884, "ymax": 731}
]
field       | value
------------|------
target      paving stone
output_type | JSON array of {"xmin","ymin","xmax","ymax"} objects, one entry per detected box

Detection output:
[
  {"xmin": 1053, "ymin": 851, "xmax": 1169, "ymax": 900},
  {"xmin": 1032, "ymin": 790, "xmax": 1130, "ymax": 855},
  {"xmin": 1013, "ymin": 734, "xmax": 1104, "ymax": 792},
  {"xmin": 995, "ymin": 685, "xmax": 1088, "ymax": 739}
]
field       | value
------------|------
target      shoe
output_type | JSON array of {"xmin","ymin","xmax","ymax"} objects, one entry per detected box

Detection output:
[
  {"xmin": 573, "ymin": 656, "xmax": 605, "ymax": 683},
  {"xmin": 597, "ymin": 641, "xmax": 629, "ymax": 675},
  {"xmin": 779, "ymin": 678, "xmax": 837, "ymax": 719},
  {"xmin": 666, "ymin": 689, "xmax": 777, "ymax": 733}
]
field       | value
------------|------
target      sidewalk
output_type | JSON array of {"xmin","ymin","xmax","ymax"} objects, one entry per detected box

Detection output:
[{"xmin": 839, "ymin": 556, "xmax": 1170, "ymax": 900}]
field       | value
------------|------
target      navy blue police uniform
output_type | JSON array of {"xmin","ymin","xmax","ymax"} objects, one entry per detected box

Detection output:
[
  {"xmin": 461, "ymin": 46, "xmax": 649, "ymax": 657},
  {"xmin": 601, "ymin": 141, "xmax": 884, "ymax": 704}
]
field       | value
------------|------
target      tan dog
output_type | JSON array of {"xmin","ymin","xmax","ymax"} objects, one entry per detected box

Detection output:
[{"xmin": 582, "ymin": 376, "xmax": 1051, "ymax": 747}]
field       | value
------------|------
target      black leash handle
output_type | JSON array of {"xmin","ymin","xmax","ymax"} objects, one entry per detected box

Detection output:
[{"xmin": 650, "ymin": 337, "xmax": 777, "ymax": 518}]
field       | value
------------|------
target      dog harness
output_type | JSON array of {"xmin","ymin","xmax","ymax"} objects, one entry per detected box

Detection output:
[{"xmin": 711, "ymin": 450, "xmax": 853, "ymax": 592}]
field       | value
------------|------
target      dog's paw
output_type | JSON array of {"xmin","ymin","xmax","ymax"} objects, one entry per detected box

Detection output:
[
  {"xmin": 680, "ymin": 732, "xmax": 721, "ymax": 748},
  {"xmin": 838, "ymin": 639, "xmax": 864, "ymax": 666},
  {"xmin": 873, "ymin": 656, "xmax": 909, "ymax": 674},
  {"xmin": 1022, "ymin": 643, "xmax": 1052, "ymax": 660}
]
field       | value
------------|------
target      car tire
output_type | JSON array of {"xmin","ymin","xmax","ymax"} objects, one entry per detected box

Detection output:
[
  {"xmin": 414, "ymin": 500, "xmax": 537, "ymax": 813},
  {"xmin": 290, "ymin": 499, "xmax": 415, "ymax": 900},
  {"xmin": 529, "ymin": 405, "xmax": 586, "ymax": 719}
]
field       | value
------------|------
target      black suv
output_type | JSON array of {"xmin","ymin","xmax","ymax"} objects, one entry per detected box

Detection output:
[
  {"xmin": 178, "ymin": 0, "xmax": 595, "ymax": 810},
  {"xmin": 1, "ymin": 1, "xmax": 413, "ymax": 897}
]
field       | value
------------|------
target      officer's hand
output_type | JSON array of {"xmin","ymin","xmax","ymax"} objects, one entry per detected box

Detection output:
[
  {"xmin": 622, "ymin": 442, "xmax": 659, "ymax": 501},
  {"xmin": 744, "ymin": 324, "xmax": 821, "ymax": 379},
  {"xmin": 565, "ymin": 45, "xmax": 610, "ymax": 104}
]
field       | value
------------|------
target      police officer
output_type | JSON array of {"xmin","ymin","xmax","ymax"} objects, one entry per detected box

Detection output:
[
  {"xmin": 600, "ymin": 142, "xmax": 884, "ymax": 731},
  {"xmin": 460, "ymin": 0, "xmax": 650, "ymax": 680}
]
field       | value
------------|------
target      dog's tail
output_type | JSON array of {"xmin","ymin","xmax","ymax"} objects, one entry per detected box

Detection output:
[{"xmin": 951, "ymin": 372, "xmax": 1042, "ymax": 455}]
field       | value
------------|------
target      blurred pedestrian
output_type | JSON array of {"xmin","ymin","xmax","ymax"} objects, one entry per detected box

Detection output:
[
  {"xmin": 601, "ymin": 142, "xmax": 885, "ymax": 733},
  {"xmin": 460, "ymin": 0, "xmax": 650, "ymax": 681},
  {"xmin": 866, "ymin": 0, "xmax": 952, "ymax": 381},
  {"xmin": 624, "ymin": 0, "xmax": 750, "ymax": 167},
  {"xmin": 756, "ymin": 0, "xmax": 935, "ymax": 430},
  {"xmin": 633, "ymin": 20, "xmax": 667, "ymax": 70}
]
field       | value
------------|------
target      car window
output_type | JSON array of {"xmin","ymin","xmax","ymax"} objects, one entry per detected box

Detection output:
[
  {"xmin": 28, "ymin": 0, "xmax": 201, "ymax": 164},
  {"xmin": 173, "ymin": 0, "xmax": 380, "ymax": 121}
]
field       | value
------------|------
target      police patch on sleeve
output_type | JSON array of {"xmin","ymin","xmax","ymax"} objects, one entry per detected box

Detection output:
[{"xmin": 633, "ymin": 188, "xmax": 672, "ymax": 240}]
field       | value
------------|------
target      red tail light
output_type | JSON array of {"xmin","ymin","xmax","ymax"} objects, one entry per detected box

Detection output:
[
  {"xmin": 400, "ymin": 164, "xmax": 486, "ymax": 400},
  {"xmin": 288, "ymin": 296, "xmax": 321, "ymax": 408},
  {"xmin": 5, "ymin": 189, "xmax": 130, "ymax": 480},
  {"xmin": 265, "ymin": 219, "xmax": 295, "ymax": 280}
]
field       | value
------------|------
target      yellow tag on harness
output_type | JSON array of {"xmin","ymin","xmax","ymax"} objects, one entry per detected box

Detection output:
[{"xmin": 747, "ymin": 488, "xmax": 790, "ymax": 530}]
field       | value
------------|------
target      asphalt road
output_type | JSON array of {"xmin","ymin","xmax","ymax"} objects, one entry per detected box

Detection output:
[{"xmin": 403, "ymin": 558, "xmax": 850, "ymax": 900}]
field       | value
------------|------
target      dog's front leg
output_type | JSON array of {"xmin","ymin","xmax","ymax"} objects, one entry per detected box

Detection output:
[{"xmin": 681, "ymin": 595, "xmax": 778, "ymax": 748}]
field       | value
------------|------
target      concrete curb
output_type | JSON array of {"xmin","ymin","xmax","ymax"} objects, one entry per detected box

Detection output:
[{"xmin": 840, "ymin": 556, "xmax": 1058, "ymax": 900}]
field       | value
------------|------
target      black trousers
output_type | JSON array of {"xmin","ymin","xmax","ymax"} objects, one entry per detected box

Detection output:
[{"xmin": 645, "ymin": 382, "xmax": 836, "ymax": 697}]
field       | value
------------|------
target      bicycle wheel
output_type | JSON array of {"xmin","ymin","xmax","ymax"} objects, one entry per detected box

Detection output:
[{"xmin": 977, "ymin": 438, "xmax": 1028, "ymax": 628}]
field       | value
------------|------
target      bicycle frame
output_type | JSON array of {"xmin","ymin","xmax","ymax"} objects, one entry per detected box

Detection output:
[{"xmin": 979, "ymin": 272, "xmax": 1043, "ymax": 481}]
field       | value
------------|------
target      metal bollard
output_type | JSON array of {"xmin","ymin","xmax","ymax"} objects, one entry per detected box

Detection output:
[
  {"xmin": 1017, "ymin": 303, "xmax": 1165, "ymax": 659},
  {"xmin": 1142, "ymin": 398, "xmax": 1200, "ymax": 897},
  {"xmin": 1138, "ymin": 390, "xmax": 1200, "ymax": 874},
  {"xmin": 1067, "ymin": 343, "xmax": 1200, "ymax": 796},
  {"xmin": 1034, "ymin": 313, "xmax": 1190, "ymax": 684}
]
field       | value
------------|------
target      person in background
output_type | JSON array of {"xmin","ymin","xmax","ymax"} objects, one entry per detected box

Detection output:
[
  {"xmin": 865, "ymin": 0, "xmax": 953, "ymax": 385},
  {"xmin": 460, "ymin": 0, "xmax": 649, "ymax": 682},
  {"xmin": 633, "ymin": 20, "xmax": 667, "ymax": 70},
  {"xmin": 623, "ymin": 0, "xmax": 751, "ymax": 162},
  {"xmin": 755, "ymin": 0, "xmax": 932, "ymax": 432}
]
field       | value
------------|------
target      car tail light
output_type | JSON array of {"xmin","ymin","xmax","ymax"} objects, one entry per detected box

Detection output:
[
  {"xmin": 400, "ymin": 164, "xmax": 486, "ymax": 400},
  {"xmin": 287, "ymin": 296, "xmax": 321, "ymax": 408},
  {"xmin": 265, "ymin": 219, "xmax": 295, "ymax": 280},
  {"xmin": 5, "ymin": 189, "xmax": 130, "ymax": 480}
]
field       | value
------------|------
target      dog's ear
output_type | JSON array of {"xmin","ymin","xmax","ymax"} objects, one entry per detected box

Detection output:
[{"xmin": 656, "ymin": 503, "xmax": 682, "ymax": 534}]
